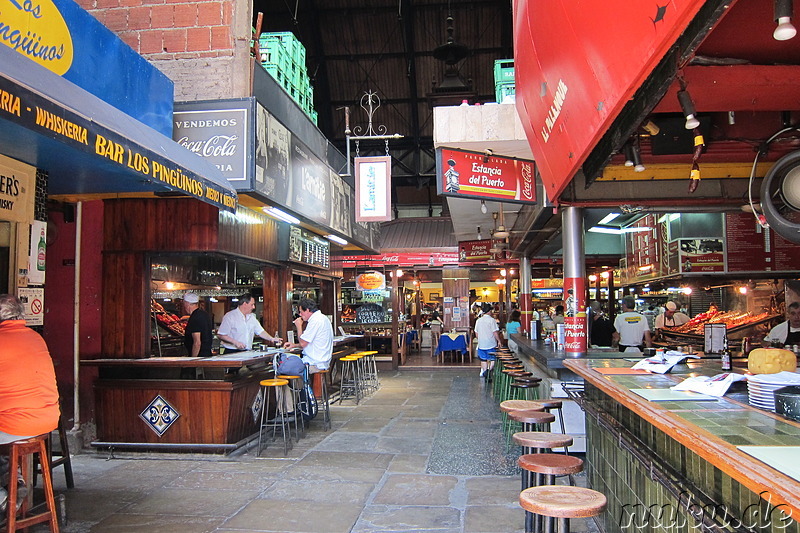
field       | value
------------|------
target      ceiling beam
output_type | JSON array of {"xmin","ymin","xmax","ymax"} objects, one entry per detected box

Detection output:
[
  {"xmin": 400, "ymin": 0, "xmax": 422, "ymax": 191},
  {"xmin": 314, "ymin": 47, "xmax": 507, "ymax": 62}
]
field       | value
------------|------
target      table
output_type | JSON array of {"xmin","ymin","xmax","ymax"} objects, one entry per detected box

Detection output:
[{"xmin": 435, "ymin": 333, "xmax": 469, "ymax": 363}]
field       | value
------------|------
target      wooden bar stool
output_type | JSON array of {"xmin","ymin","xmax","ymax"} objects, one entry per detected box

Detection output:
[
  {"xmin": 519, "ymin": 485, "xmax": 606, "ymax": 533},
  {"xmin": 5, "ymin": 435, "xmax": 59, "ymax": 532},
  {"xmin": 500, "ymin": 399, "xmax": 543, "ymax": 442},
  {"xmin": 507, "ymin": 409, "xmax": 555, "ymax": 449},
  {"xmin": 315, "ymin": 369, "xmax": 331, "ymax": 431},
  {"xmin": 337, "ymin": 356, "xmax": 362, "ymax": 404},
  {"xmin": 275, "ymin": 374, "xmax": 304, "ymax": 441},
  {"xmin": 518, "ymin": 454, "xmax": 585, "ymax": 532},
  {"xmin": 257, "ymin": 378, "xmax": 291, "ymax": 456},
  {"xmin": 512, "ymin": 432, "xmax": 573, "ymax": 455}
]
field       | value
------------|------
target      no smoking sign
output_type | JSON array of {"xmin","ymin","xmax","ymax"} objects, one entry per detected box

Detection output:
[{"xmin": 17, "ymin": 288, "xmax": 44, "ymax": 326}]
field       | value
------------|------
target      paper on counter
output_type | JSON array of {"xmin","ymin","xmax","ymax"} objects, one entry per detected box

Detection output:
[
  {"xmin": 631, "ymin": 352, "xmax": 701, "ymax": 374},
  {"xmin": 671, "ymin": 372, "xmax": 747, "ymax": 397}
]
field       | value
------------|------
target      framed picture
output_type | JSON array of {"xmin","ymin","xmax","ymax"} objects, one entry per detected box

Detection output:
[{"xmin": 429, "ymin": 293, "xmax": 440, "ymax": 299}]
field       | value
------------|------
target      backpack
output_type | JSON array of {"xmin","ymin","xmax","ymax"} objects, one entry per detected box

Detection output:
[
  {"xmin": 296, "ymin": 365, "xmax": 318, "ymax": 421},
  {"xmin": 274, "ymin": 352, "xmax": 306, "ymax": 377}
]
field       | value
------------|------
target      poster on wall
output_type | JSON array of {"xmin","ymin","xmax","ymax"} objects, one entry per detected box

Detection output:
[
  {"xmin": 679, "ymin": 238, "xmax": 725, "ymax": 273},
  {"xmin": 355, "ymin": 156, "xmax": 392, "ymax": 222},
  {"xmin": 436, "ymin": 147, "xmax": 536, "ymax": 204},
  {"xmin": 17, "ymin": 287, "xmax": 44, "ymax": 326},
  {"xmin": 27, "ymin": 220, "xmax": 47, "ymax": 285}
]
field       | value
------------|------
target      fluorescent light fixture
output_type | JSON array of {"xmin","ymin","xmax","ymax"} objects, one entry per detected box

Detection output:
[
  {"xmin": 262, "ymin": 206, "xmax": 300, "ymax": 224},
  {"xmin": 598, "ymin": 213, "xmax": 621, "ymax": 225},
  {"xmin": 621, "ymin": 226, "xmax": 652, "ymax": 233},
  {"xmin": 326, "ymin": 234, "xmax": 348, "ymax": 246},
  {"xmin": 588, "ymin": 226, "xmax": 623, "ymax": 234},
  {"xmin": 312, "ymin": 236, "xmax": 327, "ymax": 246},
  {"xmin": 531, "ymin": 288, "xmax": 563, "ymax": 294}
]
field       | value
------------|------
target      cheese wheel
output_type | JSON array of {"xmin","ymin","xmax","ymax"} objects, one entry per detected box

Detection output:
[{"xmin": 747, "ymin": 348, "xmax": 797, "ymax": 374}]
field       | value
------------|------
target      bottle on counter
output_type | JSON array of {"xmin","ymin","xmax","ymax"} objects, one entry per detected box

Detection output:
[{"xmin": 721, "ymin": 350, "xmax": 731, "ymax": 371}]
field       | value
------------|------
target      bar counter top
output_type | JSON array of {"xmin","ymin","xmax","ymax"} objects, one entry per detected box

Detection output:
[{"xmin": 565, "ymin": 357, "xmax": 800, "ymax": 518}]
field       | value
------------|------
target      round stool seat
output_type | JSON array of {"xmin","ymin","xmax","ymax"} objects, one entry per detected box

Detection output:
[
  {"xmin": 511, "ymin": 381, "xmax": 540, "ymax": 389},
  {"xmin": 276, "ymin": 374, "xmax": 301, "ymax": 380},
  {"xmin": 500, "ymin": 400, "xmax": 544, "ymax": 413},
  {"xmin": 503, "ymin": 364, "xmax": 524, "ymax": 370},
  {"xmin": 537, "ymin": 399, "xmax": 563, "ymax": 409},
  {"xmin": 508, "ymin": 410, "xmax": 555, "ymax": 425},
  {"xmin": 340, "ymin": 356, "xmax": 359, "ymax": 361},
  {"xmin": 514, "ymin": 377, "xmax": 542, "ymax": 385},
  {"xmin": 260, "ymin": 378, "xmax": 289, "ymax": 387},
  {"xmin": 518, "ymin": 453, "xmax": 584, "ymax": 476},
  {"xmin": 519, "ymin": 486, "xmax": 607, "ymax": 518},
  {"xmin": 513, "ymin": 432, "xmax": 573, "ymax": 449},
  {"xmin": 512, "ymin": 371, "xmax": 534, "ymax": 377},
  {"xmin": 359, "ymin": 351, "xmax": 378, "ymax": 355}
]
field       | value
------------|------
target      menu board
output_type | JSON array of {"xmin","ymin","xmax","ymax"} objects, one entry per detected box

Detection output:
[
  {"xmin": 725, "ymin": 213, "xmax": 800, "ymax": 273},
  {"xmin": 288, "ymin": 226, "xmax": 330, "ymax": 269}
]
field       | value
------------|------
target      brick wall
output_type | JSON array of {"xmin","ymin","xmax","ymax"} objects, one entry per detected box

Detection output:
[{"xmin": 76, "ymin": 0, "xmax": 252, "ymax": 100}]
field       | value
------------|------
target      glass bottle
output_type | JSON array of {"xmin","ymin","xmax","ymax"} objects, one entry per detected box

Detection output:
[{"xmin": 36, "ymin": 228, "xmax": 46, "ymax": 271}]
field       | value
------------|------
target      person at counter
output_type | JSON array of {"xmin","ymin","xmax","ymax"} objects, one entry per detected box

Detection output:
[
  {"xmin": 612, "ymin": 296, "xmax": 652, "ymax": 352},
  {"xmin": 217, "ymin": 293, "xmax": 282, "ymax": 352},
  {"xmin": 182, "ymin": 292, "xmax": 213, "ymax": 357},
  {"xmin": 762, "ymin": 301, "xmax": 800, "ymax": 347},
  {"xmin": 284, "ymin": 298, "xmax": 333, "ymax": 373},
  {"xmin": 654, "ymin": 301, "xmax": 690, "ymax": 332},
  {"xmin": 551, "ymin": 305, "xmax": 565, "ymax": 325},
  {"xmin": 476, "ymin": 302, "xmax": 502, "ymax": 379},
  {"xmin": 0, "ymin": 295, "xmax": 60, "ymax": 513},
  {"xmin": 505, "ymin": 309, "xmax": 522, "ymax": 352}
]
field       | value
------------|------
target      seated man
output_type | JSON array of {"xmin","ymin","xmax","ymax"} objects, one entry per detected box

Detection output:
[
  {"xmin": 0, "ymin": 294, "xmax": 60, "ymax": 512},
  {"xmin": 284, "ymin": 298, "xmax": 333, "ymax": 373}
]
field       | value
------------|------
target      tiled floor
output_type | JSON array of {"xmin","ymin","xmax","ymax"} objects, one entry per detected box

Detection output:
[{"xmin": 23, "ymin": 369, "xmax": 597, "ymax": 533}]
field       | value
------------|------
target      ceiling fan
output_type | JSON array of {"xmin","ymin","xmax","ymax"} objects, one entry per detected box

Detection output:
[
  {"xmin": 491, "ymin": 207, "xmax": 510, "ymax": 239},
  {"xmin": 761, "ymin": 150, "xmax": 800, "ymax": 244}
]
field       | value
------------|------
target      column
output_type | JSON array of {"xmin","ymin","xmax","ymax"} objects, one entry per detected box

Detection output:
[
  {"xmin": 519, "ymin": 256, "xmax": 532, "ymax": 334},
  {"xmin": 562, "ymin": 207, "xmax": 587, "ymax": 354}
]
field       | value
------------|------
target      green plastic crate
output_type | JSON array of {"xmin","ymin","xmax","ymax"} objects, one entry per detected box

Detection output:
[
  {"xmin": 493, "ymin": 59, "xmax": 515, "ymax": 86},
  {"xmin": 495, "ymin": 82, "xmax": 515, "ymax": 103}
]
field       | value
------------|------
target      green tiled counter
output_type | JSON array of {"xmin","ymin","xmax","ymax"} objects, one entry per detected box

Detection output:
[{"xmin": 565, "ymin": 359, "xmax": 800, "ymax": 533}]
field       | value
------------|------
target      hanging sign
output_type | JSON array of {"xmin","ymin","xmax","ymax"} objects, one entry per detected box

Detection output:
[
  {"xmin": 0, "ymin": 155, "xmax": 35, "ymax": 223},
  {"xmin": 458, "ymin": 240, "xmax": 493, "ymax": 262},
  {"xmin": 355, "ymin": 156, "xmax": 392, "ymax": 222},
  {"xmin": 436, "ymin": 147, "xmax": 536, "ymax": 204},
  {"xmin": 356, "ymin": 271, "xmax": 386, "ymax": 291}
]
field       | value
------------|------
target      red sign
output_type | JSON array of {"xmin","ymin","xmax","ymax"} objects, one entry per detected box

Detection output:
[
  {"xmin": 563, "ymin": 277, "xmax": 586, "ymax": 354},
  {"xmin": 436, "ymin": 147, "xmax": 536, "ymax": 204},
  {"xmin": 679, "ymin": 239, "xmax": 724, "ymax": 273},
  {"xmin": 459, "ymin": 240, "xmax": 493, "ymax": 262},
  {"xmin": 513, "ymin": 0, "xmax": 706, "ymax": 201}
]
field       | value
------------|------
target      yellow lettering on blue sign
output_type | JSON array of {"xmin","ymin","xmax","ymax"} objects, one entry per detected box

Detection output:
[{"xmin": 0, "ymin": 0, "xmax": 73, "ymax": 75}]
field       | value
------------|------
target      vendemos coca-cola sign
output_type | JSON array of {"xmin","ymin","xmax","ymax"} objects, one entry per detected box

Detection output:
[{"xmin": 173, "ymin": 106, "xmax": 248, "ymax": 182}]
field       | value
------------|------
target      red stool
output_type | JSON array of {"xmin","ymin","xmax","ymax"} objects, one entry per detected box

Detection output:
[{"xmin": 6, "ymin": 435, "xmax": 59, "ymax": 532}]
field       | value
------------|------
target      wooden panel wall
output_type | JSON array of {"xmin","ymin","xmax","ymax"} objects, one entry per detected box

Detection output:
[
  {"xmin": 262, "ymin": 267, "xmax": 291, "ymax": 340},
  {"xmin": 103, "ymin": 198, "xmax": 219, "ymax": 252},
  {"xmin": 442, "ymin": 268, "xmax": 471, "ymax": 331},
  {"xmin": 218, "ymin": 209, "xmax": 279, "ymax": 261},
  {"xmin": 102, "ymin": 252, "xmax": 149, "ymax": 357}
]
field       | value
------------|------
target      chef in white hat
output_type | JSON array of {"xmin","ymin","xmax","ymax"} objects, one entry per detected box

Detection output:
[{"xmin": 654, "ymin": 301, "xmax": 690, "ymax": 331}]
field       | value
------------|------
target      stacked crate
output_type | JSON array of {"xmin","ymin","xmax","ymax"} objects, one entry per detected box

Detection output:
[
  {"xmin": 494, "ymin": 59, "xmax": 515, "ymax": 103},
  {"xmin": 259, "ymin": 32, "xmax": 317, "ymax": 124}
]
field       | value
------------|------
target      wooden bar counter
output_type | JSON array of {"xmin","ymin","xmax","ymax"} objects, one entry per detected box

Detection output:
[
  {"xmin": 83, "ymin": 340, "xmax": 359, "ymax": 452},
  {"xmin": 565, "ymin": 358, "xmax": 800, "ymax": 533}
]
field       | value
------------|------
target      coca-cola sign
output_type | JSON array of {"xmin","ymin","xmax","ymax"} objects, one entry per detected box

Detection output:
[
  {"xmin": 173, "ymin": 107, "xmax": 248, "ymax": 182},
  {"xmin": 436, "ymin": 147, "xmax": 536, "ymax": 204}
]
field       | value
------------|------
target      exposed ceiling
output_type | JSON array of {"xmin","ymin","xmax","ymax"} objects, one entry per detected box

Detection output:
[{"xmin": 254, "ymin": 0, "xmax": 513, "ymax": 200}]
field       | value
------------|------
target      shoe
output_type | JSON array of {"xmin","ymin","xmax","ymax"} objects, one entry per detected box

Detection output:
[{"xmin": 479, "ymin": 369, "xmax": 486, "ymax": 377}]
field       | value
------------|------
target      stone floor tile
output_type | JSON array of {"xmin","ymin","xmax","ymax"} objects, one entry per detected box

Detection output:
[
  {"xmin": 281, "ymin": 464, "xmax": 386, "ymax": 483},
  {"xmin": 86, "ymin": 513, "xmax": 227, "ymax": 533},
  {"xmin": 311, "ymin": 431, "xmax": 380, "ymax": 452},
  {"xmin": 338, "ymin": 418, "xmax": 391, "ymax": 432},
  {"xmin": 372, "ymin": 473, "xmax": 458, "ymax": 506},
  {"xmin": 464, "ymin": 476, "xmax": 523, "ymax": 505},
  {"xmin": 166, "ymin": 470, "xmax": 276, "ymax": 491},
  {"xmin": 354, "ymin": 504, "xmax": 462, "ymax": 531},
  {"xmin": 374, "ymin": 436, "xmax": 433, "ymax": 455},
  {"xmin": 222, "ymin": 499, "xmax": 362, "ymax": 532},
  {"xmin": 61, "ymin": 488, "xmax": 145, "ymax": 522},
  {"xmin": 263, "ymin": 478, "xmax": 375, "ymax": 504},
  {"xmin": 387, "ymin": 454, "xmax": 429, "ymax": 473},
  {"xmin": 294, "ymin": 450, "xmax": 394, "ymax": 469},
  {"xmin": 123, "ymin": 488, "xmax": 260, "ymax": 516},
  {"xmin": 464, "ymin": 504, "xmax": 524, "ymax": 533}
]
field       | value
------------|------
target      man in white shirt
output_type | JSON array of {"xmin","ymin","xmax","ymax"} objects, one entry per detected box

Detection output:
[
  {"xmin": 217, "ymin": 293, "xmax": 281, "ymax": 352},
  {"xmin": 654, "ymin": 301, "xmax": 690, "ymax": 331},
  {"xmin": 612, "ymin": 296, "xmax": 652, "ymax": 352},
  {"xmin": 475, "ymin": 302, "xmax": 502, "ymax": 380},
  {"xmin": 284, "ymin": 298, "xmax": 333, "ymax": 372},
  {"xmin": 763, "ymin": 301, "xmax": 800, "ymax": 347}
]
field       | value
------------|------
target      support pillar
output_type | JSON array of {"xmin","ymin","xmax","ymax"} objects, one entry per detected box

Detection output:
[
  {"xmin": 519, "ymin": 256, "xmax": 532, "ymax": 335},
  {"xmin": 562, "ymin": 207, "xmax": 587, "ymax": 354}
]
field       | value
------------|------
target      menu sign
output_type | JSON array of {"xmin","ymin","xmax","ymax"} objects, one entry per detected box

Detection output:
[
  {"xmin": 436, "ymin": 147, "xmax": 536, "ymax": 204},
  {"xmin": 287, "ymin": 226, "xmax": 329, "ymax": 269},
  {"xmin": 725, "ymin": 212, "xmax": 800, "ymax": 272},
  {"xmin": 679, "ymin": 238, "xmax": 725, "ymax": 273}
]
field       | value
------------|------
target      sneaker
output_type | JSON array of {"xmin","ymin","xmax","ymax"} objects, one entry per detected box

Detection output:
[{"xmin": 479, "ymin": 369, "xmax": 486, "ymax": 377}]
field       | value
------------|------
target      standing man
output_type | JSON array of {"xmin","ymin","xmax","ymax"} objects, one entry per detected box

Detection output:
[
  {"xmin": 182, "ymin": 292, "xmax": 213, "ymax": 357},
  {"xmin": 475, "ymin": 302, "xmax": 502, "ymax": 380},
  {"xmin": 654, "ymin": 301, "xmax": 690, "ymax": 334},
  {"xmin": 763, "ymin": 301, "xmax": 800, "ymax": 347},
  {"xmin": 284, "ymin": 298, "xmax": 333, "ymax": 373},
  {"xmin": 612, "ymin": 296, "xmax": 652, "ymax": 352},
  {"xmin": 0, "ymin": 294, "xmax": 60, "ymax": 511},
  {"xmin": 217, "ymin": 293, "xmax": 281, "ymax": 352}
]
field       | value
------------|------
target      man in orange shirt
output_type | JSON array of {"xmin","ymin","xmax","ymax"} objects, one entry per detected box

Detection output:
[{"xmin": 0, "ymin": 294, "xmax": 60, "ymax": 514}]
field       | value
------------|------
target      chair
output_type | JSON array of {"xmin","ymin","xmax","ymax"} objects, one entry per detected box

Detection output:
[
  {"xmin": 257, "ymin": 378, "xmax": 291, "ymax": 456},
  {"xmin": 429, "ymin": 324, "xmax": 442, "ymax": 357},
  {"xmin": 5, "ymin": 435, "xmax": 60, "ymax": 532}
]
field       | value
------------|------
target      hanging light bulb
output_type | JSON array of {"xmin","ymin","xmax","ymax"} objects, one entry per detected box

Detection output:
[
  {"xmin": 477, "ymin": 226, "xmax": 482, "ymax": 240},
  {"xmin": 480, "ymin": 200, "xmax": 488, "ymax": 214},
  {"xmin": 677, "ymin": 89, "xmax": 700, "ymax": 130},
  {"xmin": 774, "ymin": 0, "xmax": 797, "ymax": 40},
  {"xmin": 631, "ymin": 142, "xmax": 645, "ymax": 172}
]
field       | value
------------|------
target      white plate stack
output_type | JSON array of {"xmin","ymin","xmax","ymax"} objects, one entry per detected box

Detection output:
[{"xmin": 747, "ymin": 372, "xmax": 800, "ymax": 411}]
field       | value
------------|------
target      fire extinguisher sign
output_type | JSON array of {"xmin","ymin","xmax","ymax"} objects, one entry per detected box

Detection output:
[{"xmin": 17, "ymin": 287, "xmax": 44, "ymax": 326}]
